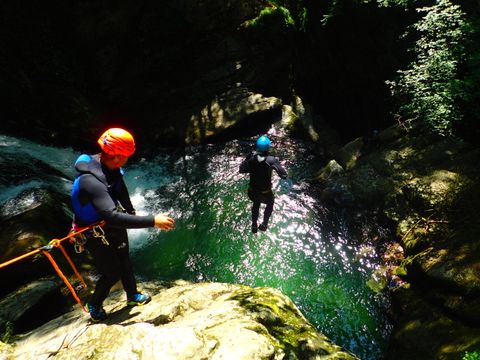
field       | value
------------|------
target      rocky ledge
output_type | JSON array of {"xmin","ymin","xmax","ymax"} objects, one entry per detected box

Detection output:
[{"xmin": 1, "ymin": 280, "xmax": 357, "ymax": 360}]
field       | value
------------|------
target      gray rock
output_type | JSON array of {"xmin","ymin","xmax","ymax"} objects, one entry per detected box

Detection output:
[
  {"xmin": 0, "ymin": 187, "xmax": 73, "ymax": 295},
  {"xmin": 0, "ymin": 278, "xmax": 58, "ymax": 324},
  {"xmin": 186, "ymin": 88, "xmax": 282, "ymax": 144},
  {"xmin": 12, "ymin": 281, "xmax": 358, "ymax": 360}
]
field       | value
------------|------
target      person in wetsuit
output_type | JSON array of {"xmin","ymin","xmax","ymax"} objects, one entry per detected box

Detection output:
[
  {"xmin": 239, "ymin": 135, "xmax": 287, "ymax": 233},
  {"xmin": 71, "ymin": 127, "xmax": 175, "ymax": 321}
]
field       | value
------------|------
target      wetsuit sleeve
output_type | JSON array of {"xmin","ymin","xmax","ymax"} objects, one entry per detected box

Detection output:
[
  {"xmin": 239, "ymin": 154, "xmax": 252, "ymax": 173},
  {"xmin": 81, "ymin": 174, "xmax": 154, "ymax": 228},
  {"xmin": 270, "ymin": 157, "xmax": 288, "ymax": 179}
]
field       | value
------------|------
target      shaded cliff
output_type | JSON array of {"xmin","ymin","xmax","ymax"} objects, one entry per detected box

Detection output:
[
  {"xmin": 0, "ymin": 0, "xmax": 291, "ymax": 150},
  {"xmin": 0, "ymin": 0, "xmax": 418, "ymax": 150}
]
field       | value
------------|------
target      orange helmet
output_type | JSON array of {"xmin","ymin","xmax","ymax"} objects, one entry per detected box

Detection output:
[{"xmin": 97, "ymin": 128, "xmax": 136, "ymax": 157}]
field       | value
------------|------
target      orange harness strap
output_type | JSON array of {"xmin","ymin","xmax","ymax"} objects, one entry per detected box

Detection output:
[
  {"xmin": 42, "ymin": 250, "xmax": 88, "ymax": 313},
  {"xmin": 0, "ymin": 221, "xmax": 105, "ymax": 312},
  {"xmin": 49, "ymin": 239, "xmax": 87, "ymax": 290}
]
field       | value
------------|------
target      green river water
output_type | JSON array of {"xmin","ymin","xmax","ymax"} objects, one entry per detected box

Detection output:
[{"xmin": 123, "ymin": 131, "xmax": 392, "ymax": 359}]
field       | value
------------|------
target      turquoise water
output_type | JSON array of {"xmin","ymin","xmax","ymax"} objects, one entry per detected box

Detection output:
[
  {"xmin": 0, "ymin": 133, "xmax": 391, "ymax": 359},
  {"xmin": 125, "ymin": 135, "xmax": 392, "ymax": 359}
]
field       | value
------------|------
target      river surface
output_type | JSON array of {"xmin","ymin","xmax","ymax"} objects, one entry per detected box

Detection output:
[{"xmin": 0, "ymin": 130, "xmax": 392, "ymax": 359}]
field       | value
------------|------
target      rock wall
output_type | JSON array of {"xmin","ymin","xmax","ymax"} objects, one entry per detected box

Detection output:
[{"xmin": 311, "ymin": 122, "xmax": 480, "ymax": 359}]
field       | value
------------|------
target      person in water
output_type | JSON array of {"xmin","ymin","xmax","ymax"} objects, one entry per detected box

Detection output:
[
  {"xmin": 239, "ymin": 135, "xmax": 287, "ymax": 233},
  {"xmin": 71, "ymin": 127, "xmax": 175, "ymax": 322}
]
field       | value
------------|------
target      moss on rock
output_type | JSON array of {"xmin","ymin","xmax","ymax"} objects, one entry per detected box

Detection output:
[{"xmin": 10, "ymin": 281, "xmax": 358, "ymax": 360}]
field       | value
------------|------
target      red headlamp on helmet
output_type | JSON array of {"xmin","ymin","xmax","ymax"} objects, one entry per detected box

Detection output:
[{"xmin": 97, "ymin": 128, "xmax": 136, "ymax": 157}]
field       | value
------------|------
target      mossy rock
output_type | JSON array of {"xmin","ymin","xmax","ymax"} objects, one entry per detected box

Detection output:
[
  {"xmin": 230, "ymin": 286, "xmax": 356, "ymax": 358},
  {"xmin": 348, "ymin": 164, "xmax": 394, "ymax": 207},
  {"xmin": 11, "ymin": 281, "xmax": 358, "ymax": 360},
  {"xmin": 387, "ymin": 285, "xmax": 480, "ymax": 359},
  {"xmin": 0, "ymin": 340, "xmax": 14, "ymax": 359}
]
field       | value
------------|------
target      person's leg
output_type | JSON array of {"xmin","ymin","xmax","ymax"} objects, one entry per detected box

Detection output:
[
  {"xmin": 84, "ymin": 235, "xmax": 123, "ymax": 320},
  {"xmin": 119, "ymin": 243, "xmax": 151, "ymax": 304},
  {"xmin": 259, "ymin": 194, "xmax": 274, "ymax": 231},
  {"xmin": 251, "ymin": 201, "xmax": 260, "ymax": 233},
  {"xmin": 109, "ymin": 229, "xmax": 151, "ymax": 305},
  {"xmin": 248, "ymin": 189, "xmax": 261, "ymax": 233},
  {"xmin": 113, "ymin": 229, "xmax": 138, "ymax": 297},
  {"xmin": 86, "ymin": 238, "xmax": 122, "ymax": 307}
]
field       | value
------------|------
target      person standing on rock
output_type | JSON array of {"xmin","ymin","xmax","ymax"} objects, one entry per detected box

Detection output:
[
  {"xmin": 71, "ymin": 127, "xmax": 175, "ymax": 322},
  {"xmin": 239, "ymin": 135, "xmax": 287, "ymax": 233}
]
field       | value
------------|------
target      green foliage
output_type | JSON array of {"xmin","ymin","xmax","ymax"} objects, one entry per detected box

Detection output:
[
  {"xmin": 456, "ymin": 15, "xmax": 480, "ymax": 139},
  {"xmin": 387, "ymin": 0, "xmax": 467, "ymax": 136},
  {"xmin": 0, "ymin": 321, "xmax": 15, "ymax": 344},
  {"xmin": 247, "ymin": 5, "xmax": 295, "ymax": 29},
  {"xmin": 463, "ymin": 350, "xmax": 480, "ymax": 360},
  {"xmin": 267, "ymin": 0, "xmax": 410, "ymax": 31},
  {"xmin": 265, "ymin": 1, "xmax": 308, "ymax": 31},
  {"xmin": 375, "ymin": 0, "xmax": 414, "ymax": 7},
  {"xmin": 321, "ymin": 0, "xmax": 413, "ymax": 25}
]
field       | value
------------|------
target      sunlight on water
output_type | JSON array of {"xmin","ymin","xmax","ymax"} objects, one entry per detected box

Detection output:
[{"xmin": 126, "ymin": 134, "xmax": 391, "ymax": 359}]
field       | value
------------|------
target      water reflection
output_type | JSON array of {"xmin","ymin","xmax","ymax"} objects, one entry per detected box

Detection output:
[{"xmin": 126, "ymin": 133, "xmax": 391, "ymax": 359}]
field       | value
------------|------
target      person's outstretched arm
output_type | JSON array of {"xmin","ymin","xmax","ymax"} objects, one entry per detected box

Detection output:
[
  {"xmin": 81, "ymin": 174, "xmax": 174, "ymax": 229},
  {"xmin": 116, "ymin": 176, "xmax": 174, "ymax": 230}
]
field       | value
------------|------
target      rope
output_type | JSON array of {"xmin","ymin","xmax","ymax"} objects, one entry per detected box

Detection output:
[
  {"xmin": 53, "ymin": 221, "xmax": 106, "ymax": 244},
  {"xmin": 42, "ymin": 250, "xmax": 88, "ymax": 313},
  {"xmin": 55, "ymin": 241, "xmax": 87, "ymax": 290},
  {"xmin": 0, "ymin": 221, "xmax": 105, "ymax": 312},
  {"xmin": 0, "ymin": 247, "xmax": 44, "ymax": 269},
  {"xmin": 0, "ymin": 221, "xmax": 105, "ymax": 269}
]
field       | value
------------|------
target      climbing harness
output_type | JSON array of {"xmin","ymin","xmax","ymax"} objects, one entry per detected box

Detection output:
[
  {"xmin": 0, "ymin": 221, "xmax": 106, "ymax": 313},
  {"xmin": 70, "ymin": 222, "xmax": 108, "ymax": 253}
]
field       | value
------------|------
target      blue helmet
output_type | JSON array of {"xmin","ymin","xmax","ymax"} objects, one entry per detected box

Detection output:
[{"xmin": 256, "ymin": 135, "xmax": 271, "ymax": 153}]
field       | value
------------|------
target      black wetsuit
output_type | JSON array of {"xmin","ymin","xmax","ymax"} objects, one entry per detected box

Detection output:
[
  {"xmin": 71, "ymin": 154, "xmax": 154, "ymax": 307},
  {"xmin": 239, "ymin": 152, "xmax": 287, "ymax": 229}
]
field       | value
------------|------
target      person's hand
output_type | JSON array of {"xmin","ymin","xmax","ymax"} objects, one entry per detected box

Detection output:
[{"xmin": 154, "ymin": 213, "xmax": 175, "ymax": 230}]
